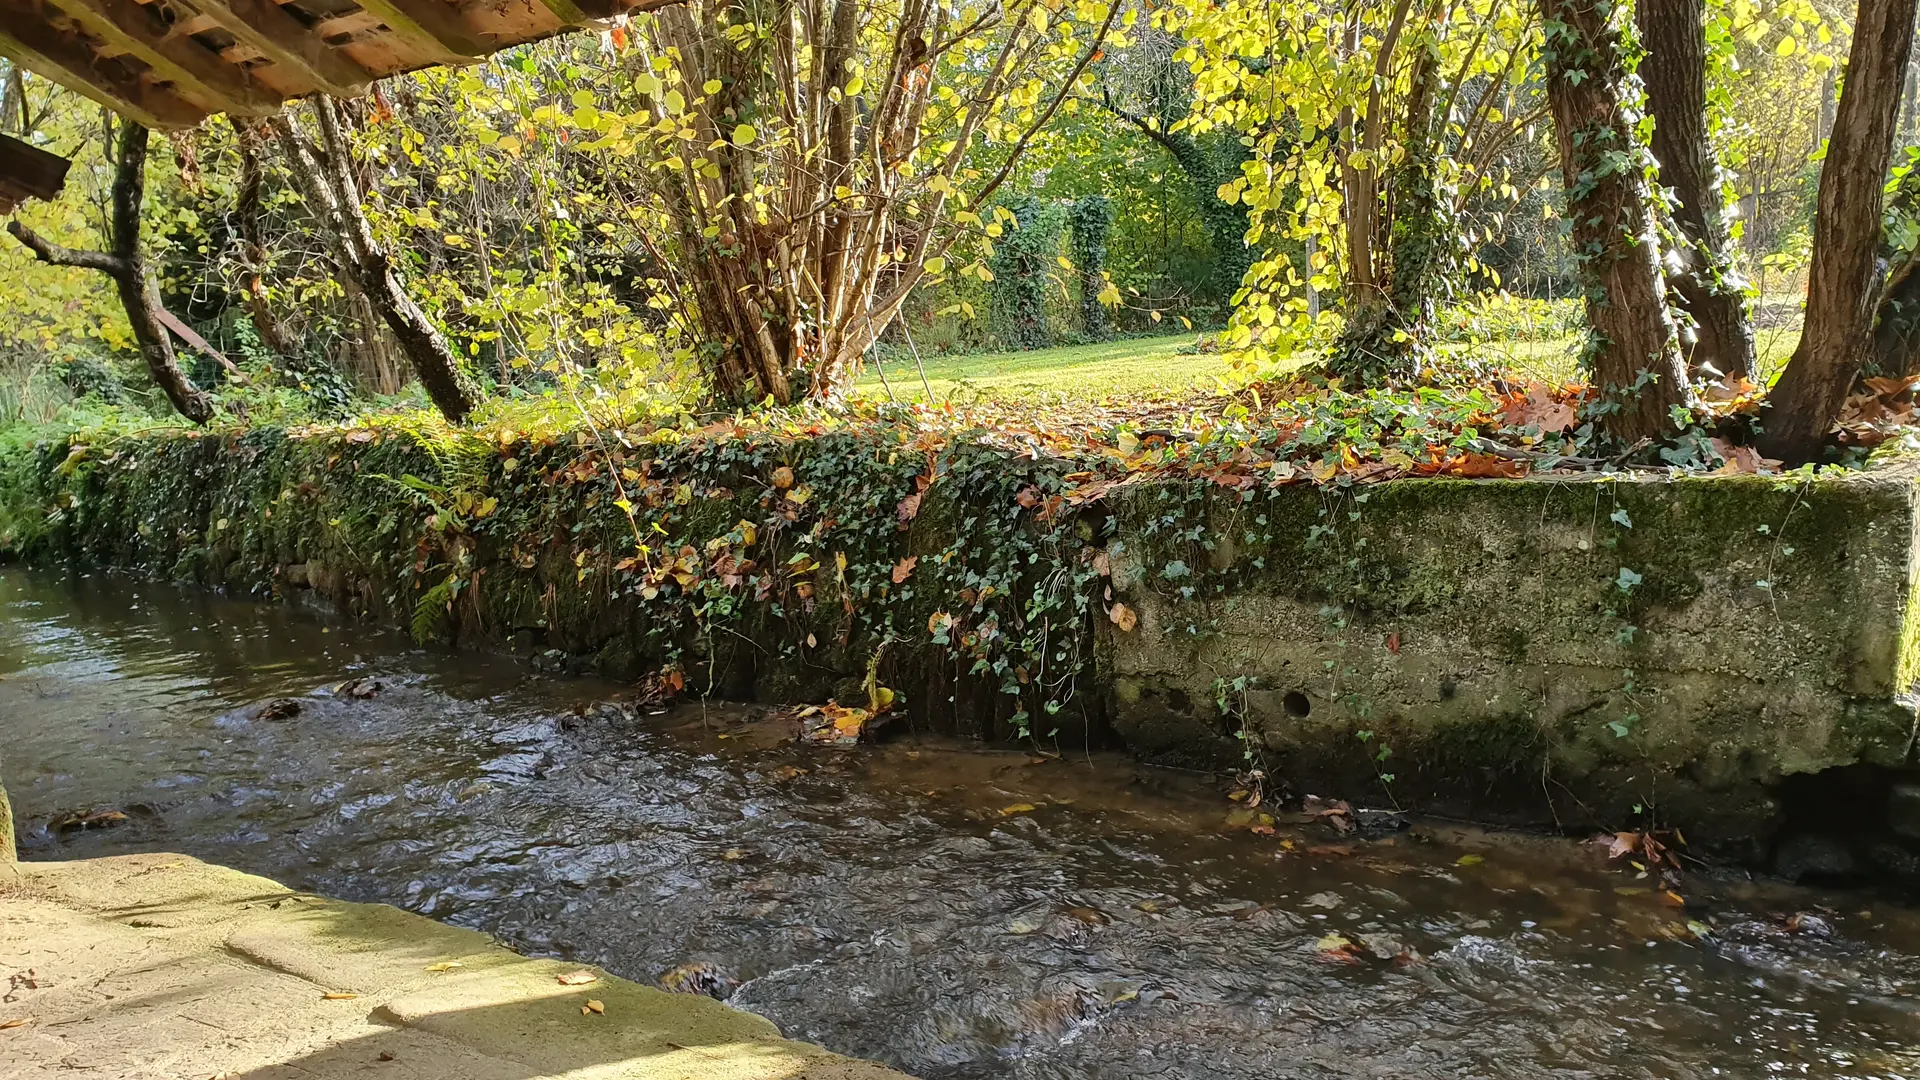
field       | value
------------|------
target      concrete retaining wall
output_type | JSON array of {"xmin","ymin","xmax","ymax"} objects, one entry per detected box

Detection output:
[{"xmin": 5, "ymin": 425, "xmax": 1919, "ymax": 864}]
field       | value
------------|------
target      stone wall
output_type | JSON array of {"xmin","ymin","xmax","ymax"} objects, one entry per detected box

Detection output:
[{"xmin": 1100, "ymin": 468, "xmax": 1920, "ymax": 858}]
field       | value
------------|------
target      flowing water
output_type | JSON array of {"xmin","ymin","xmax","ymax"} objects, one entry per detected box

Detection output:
[{"xmin": 4, "ymin": 567, "xmax": 1919, "ymax": 1080}]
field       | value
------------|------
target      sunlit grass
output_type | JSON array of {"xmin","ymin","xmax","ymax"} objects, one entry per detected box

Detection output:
[
  {"xmin": 854, "ymin": 333, "xmax": 1233, "ymax": 403},
  {"xmin": 855, "ymin": 322, "xmax": 1806, "ymax": 405}
]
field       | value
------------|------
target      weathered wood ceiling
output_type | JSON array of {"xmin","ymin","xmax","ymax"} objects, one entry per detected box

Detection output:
[{"xmin": 0, "ymin": 0, "xmax": 668, "ymax": 129}]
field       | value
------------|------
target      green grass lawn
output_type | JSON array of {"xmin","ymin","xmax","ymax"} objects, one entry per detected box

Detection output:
[
  {"xmin": 852, "ymin": 325, "xmax": 1806, "ymax": 404},
  {"xmin": 856, "ymin": 333, "xmax": 1232, "ymax": 402}
]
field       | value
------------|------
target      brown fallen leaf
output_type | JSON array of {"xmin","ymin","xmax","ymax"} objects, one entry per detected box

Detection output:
[
  {"xmin": 556, "ymin": 971, "xmax": 599, "ymax": 986},
  {"xmin": 1108, "ymin": 602, "xmax": 1137, "ymax": 633},
  {"xmin": 582, "ymin": 999, "xmax": 606, "ymax": 1015},
  {"xmin": 896, "ymin": 491, "xmax": 924, "ymax": 527},
  {"xmin": 0, "ymin": 1017, "xmax": 33, "ymax": 1030},
  {"xmin": 322, "ymin": 992, "xmax": 359, "ymax": 1000},
  {"xmin": 771, "ymin": 466, "xmax": 794, "ymax": 490},
  {"xmin": 892, "ymin": 555, "xmax": 918, "ymax": 584},
  {"xmin": 1503, "ymin": 385, "xmax": 1578, "ymax": 433}
]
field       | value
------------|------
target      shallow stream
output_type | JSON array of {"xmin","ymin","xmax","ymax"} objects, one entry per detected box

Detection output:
[{"xmin": 3, "ymin": 568, "xmax": 1918, "ymax": 1079}]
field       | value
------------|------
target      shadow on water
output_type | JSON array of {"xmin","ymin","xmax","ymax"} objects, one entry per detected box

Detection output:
[{"xmin": 4, "ymin": 567, "xmax": 1920, "ymax": 1079}]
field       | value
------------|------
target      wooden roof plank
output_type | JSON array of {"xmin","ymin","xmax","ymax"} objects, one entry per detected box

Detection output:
[
  {"xmin": 0, "ymin": 131, "xmax": 73, "ymax": 214},
  {"xmin": 0, "ymin": 2, "xmax": 207, "ymax": 128},
  {"xmin": 348, "ymin": 0, "xmax": 490, "ymax": 62},
  {"xmin": 42, "ymin": 0, "xmax": 284, "ymax": 115},
  {"xmin": 191, "ymin": 0, "xmax": 373, "ymax": 97}
]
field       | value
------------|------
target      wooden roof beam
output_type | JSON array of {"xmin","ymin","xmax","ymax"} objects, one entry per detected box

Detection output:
[
  {"xmin": 191, "ymin": 0, "xmax": 373, "ymax": 98},
  {"xmin": 0, "ymin": 1, "xmax": 207, "ymax": 128},
  {"xmin": 350, "ymin": 0, "xmax": 491, "ymax": 64},
  {"xmin": 42, "ymin": 0, "xmax": 285, "ymax": 115},
  {"xmin": 0, "ymin": 132, "xmax": 73, "ymax": 215}
]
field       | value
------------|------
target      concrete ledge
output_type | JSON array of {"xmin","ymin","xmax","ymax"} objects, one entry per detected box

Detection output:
[
  {"xmin": 0, "ymin": 853, "xmax": 910, "ymax": 1079},
  {"xmin": 1102, "ymin": 468, "xmax": 1920, "ymax": 850}
]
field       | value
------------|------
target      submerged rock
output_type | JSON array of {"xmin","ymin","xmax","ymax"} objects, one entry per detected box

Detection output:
[{"xmin": 659, "ymin": 961, "xmax": 739, "ymax": 1000}]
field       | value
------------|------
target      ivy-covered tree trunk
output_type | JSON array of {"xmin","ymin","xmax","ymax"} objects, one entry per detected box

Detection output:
[
  {"xmin": 990, "ymin": 199, "xmax": 1067, "ymax": 350},
  {"xmin": 7, "ymin": 121, "xmax": 213, "ymax": 424},
  {"xmin": 1872, "ymin": 160, "xmax": 1920, "ymax": 378},
  {"xmin": 1635, "ymin": 0, "xmax": 1755, "ymax": 382},
  {"xmin": 1537, "ymin": 0, "xmax": 1694, "ymax": 446},
  {"xmin": 1330, "ymin": 31, "xmax": 1449, "ymax": 384},
  {"xmin": 1070, "ymin": 195, "xmax": 1113, "ymax": 340},
  {"xmin": 269, "ymin": 99, "xmax": 477, "ymax": 424},
  {"xmin": 1093, "ymin": 98, "xmax": 1252, "ymax": 307},
  {"xmin": 1760, "ymin": 0, "xmax": 1919, "ymax": 460}
]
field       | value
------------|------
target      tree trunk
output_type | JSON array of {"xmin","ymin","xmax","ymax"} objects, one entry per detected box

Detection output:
[
  {"xmin": 268, "ymin": 100, "xmax": 476, "ymax": 423},
  {"xmin": 1759, "ymin": 0, "xmax": 1919, "ymax": 461},
  {"xmin": 1332, "ymin": 29, "xmax": 1448, "ymax": 384},
  {"xmin": 1902, "ymin": 50, "xmax": 1919, "ymax": 147},
  {"xmin": 1878, "ymin": 268, "xmax": 1920, "ymax": 378},
  {"xmin": 1, "ymin": 66, "xmax": 24, "ymax": 135},
  {"xmin": 109, "ymin": 125, "xmax": 213, "ymax": 422},
  {"xmin": 231, "ymin": 119, "xmax": 298, "ymax": 366},
  {"xmin": 1871, "ymin": 163, "xmax": 1920, "ymax": 377},
  {"xmin": 1635, "ymin": 0, "xmax": 1755, "ymax": 381},
  {"xmin": 1537, "ymin": 0, "xmax": 1694, "ymax": 445},
  {"xmin": 6, "ymin": 121, "xmax": 212, "ymax": 424}
]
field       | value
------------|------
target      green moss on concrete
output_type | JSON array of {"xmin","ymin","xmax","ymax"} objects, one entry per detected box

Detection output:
[{"xmin": 1105, "ymin": 467, "xmax": 1920, "ymax": 843}]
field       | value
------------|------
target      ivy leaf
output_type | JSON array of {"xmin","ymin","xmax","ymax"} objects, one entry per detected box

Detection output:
[{"xmin": 1614, "ymin": 567, "xmax": 1642, "ymax": 592}]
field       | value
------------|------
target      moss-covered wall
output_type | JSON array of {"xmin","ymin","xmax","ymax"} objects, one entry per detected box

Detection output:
[
  {"xmin": 0, "ymin": 421, "xmax": 1103, "ymax": 746},
  {"xmin": 1101, "ymin": 469, "xmax": 1920, "ymax": 850},
  {"xmin": 5, "ymin": 423, "xmax": 1917, "ymax": 849}
]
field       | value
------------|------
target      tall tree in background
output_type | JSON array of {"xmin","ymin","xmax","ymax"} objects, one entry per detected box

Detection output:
[
  {"xmin": 270, "ymin": 97, "xmax": 476, "ymax": 423},
  {"xmin": 1761, "ymin": 0, "xmax": 1920, "ymax": 460},
  {"xmin": 230, "ymin": 118, "xmax": 298, "ymax": 367},
  {"xmin": 1536, "ymin": 0, "xmax": 1695, "ymax": 444},
  {"xmin": 625, "ymin": 0, "xmax": 1122, "ymax": 405},
  {"xmin": 1875, "ymin": 152, "xmax": 1920, "ymax": 377},
  {"xmin": 1090, "ymin": 26, "xmax": 1254, "ymax": 305},
  {"xmin": 1180, "ymin": 0, "xmax": 1543, "ymax": 384},
  {"xmin": 7, "ymin": 120, "xmax": 212, "ymax": 423},
  {"xmin": 1635, "ymin": 0, "xmax": 1755, "ymax": 382}
]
